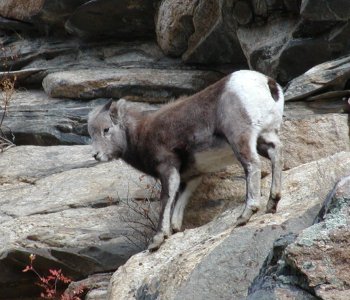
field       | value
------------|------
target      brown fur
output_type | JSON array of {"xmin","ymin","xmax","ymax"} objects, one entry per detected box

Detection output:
[
  {"xmin": 114, "ymin": 76, "xmax": 229, "ymax": 178},
  {"xmin": 268, "ymin": 77, "xmax": 280, "ymax": 102}
]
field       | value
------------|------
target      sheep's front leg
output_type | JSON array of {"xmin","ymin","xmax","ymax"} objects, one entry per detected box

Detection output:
[{"xmin": 148, "ymin": 167, "xmax": 180, "ymax": 251}]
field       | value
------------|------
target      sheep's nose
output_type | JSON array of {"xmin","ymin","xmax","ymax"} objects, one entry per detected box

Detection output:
[{"xmin": 93, "ymin": 153, "xmax": 98, "ymax": 160}]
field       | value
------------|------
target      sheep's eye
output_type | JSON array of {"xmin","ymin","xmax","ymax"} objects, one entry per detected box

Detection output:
[{"xmin": 103, "ymin": 128, "xmax": 110, "ymax": 134}]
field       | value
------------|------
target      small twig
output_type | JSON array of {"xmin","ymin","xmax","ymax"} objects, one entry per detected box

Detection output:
[{"xmin": 117, "ymin": 179, "xmax": 160, "ymax": 249}]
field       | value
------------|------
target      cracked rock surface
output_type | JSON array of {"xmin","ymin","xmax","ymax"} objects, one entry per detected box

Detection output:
[
  {"xmin": 248, "ymin": 175, "xmax": 350, "ymax": 300},
  {"xmin": 0, "ymin": 145, "xmax": 159, "ymax": 298}
]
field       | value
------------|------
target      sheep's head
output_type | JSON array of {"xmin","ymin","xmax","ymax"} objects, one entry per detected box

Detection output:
[{"xmin": 88, "ymin": 99, "xmax": 127, "ymax": 162}]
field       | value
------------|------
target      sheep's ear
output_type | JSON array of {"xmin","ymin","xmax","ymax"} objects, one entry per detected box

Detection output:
[
  {"xmin": 101, "ymin": 99, "xmax": 113, "ymax": 113},
  {"xmin": 110, "ymin": 98, "xmax": 127, "ymax": 124}
]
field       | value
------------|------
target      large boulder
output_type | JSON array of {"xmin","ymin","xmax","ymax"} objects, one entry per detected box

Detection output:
[
  {"xmin": 65, "ymin": 0, "xmax": 157, "ymax": 39},
  {"xmin": 42, "ymin": 68, "xmax": 223, "ymax": 102},
  {"xmin": 0, "ymin": 145, "xmax": 158, "ymax": 298},
  {"xmin": 0, "ymin": 0, "xmax": 88, "ymax": 35},
  {"xmin": 236, "ymin": 1, "xmax": 350, "ymax": 83},
  {"xmin": 107, "ymin": 152, "xmax": 350, "ymax": 300},
  {"xmin": 284, "ymin": 177, "xmax": 350, "ymax": 299},
  {"xmin": 284, "ymin": 55, "xmax": 350, "ymax": 101},
  {"xmin": 0, "ymin": 0, "xmax": 157, "ymax": 38},
  {"xmin": 156, "ymin": 0, "xmax": 197, "ymax": 57},
  {"xmin": 0, "ymin": 38, "xmax": 178, "ymax": 80},
  {"xmin": 300, "ymin": 0, "xmax": 350, "ymax": 21},
  {"xmin": 0, "ymin": 37, "xmax": 79, "ymax": 74},
  {"xmin": 2, "ymin": 90, "xmax": 97, "ymax": 145},
  {"xmin": 155, "ymin": 0, "xmax": 350, "ymax": 81},
  {"xmin": 280, "ymin": 112, "xmax": 350, "ymax": 170},
  {"xmin": 237, "ymin": 17, "xmax": 299, "ymax": 81},
  {"xmin": 0, "ymin": 0, "xmax": 45, "ymax": 22},
  {"xmin": 272, "ymin": 21, "xmax": 350, "ymax": 83},
  {"xmin": 156, "ymin": 0, "xmax": 246, "ymax": 65},
  {"xmin": 238, "ymin": 17, "xmax": 350, "ymax": 83},
  {"xmin": 183, "ymin": 0, "xmax": 246, "ymax": 64},
  {"xmin": 248, "ymin": 175, "xmax": 350, "ymax": 299}
]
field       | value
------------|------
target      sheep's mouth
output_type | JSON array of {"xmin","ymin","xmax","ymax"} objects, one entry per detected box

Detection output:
[{"xmin": 94, "ymin": 153, "xmax": 111, "ymax": 162}]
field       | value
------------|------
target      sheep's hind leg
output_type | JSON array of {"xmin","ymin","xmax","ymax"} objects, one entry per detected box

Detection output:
[
  {"xmin": 258, "ymin": 132, "xmax": 283, "ymax": 213},
  {"xmin": 229, "ymin": 132, "xmax": 262, "ymax": 227}
]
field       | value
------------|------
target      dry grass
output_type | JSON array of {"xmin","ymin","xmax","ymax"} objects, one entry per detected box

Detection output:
[
  {"xmin": 0, "ymin": 45, "xmax": 17, "ymax": 152},
  {"xmin": 120, "ymin": 176, "xmax": 161, "ymax": 250}
]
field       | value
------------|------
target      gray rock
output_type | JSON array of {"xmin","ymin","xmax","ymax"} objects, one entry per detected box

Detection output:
[
  {"xmin": 182, "ymin": 0, "xmax": 246, "ymax": 65},
  {"xmin": 156, "ymin": 0, "xmax": 247, "ymax": 64},
  {"xmin": 42, "ymin": 68, "xmax": 223, "ymax": 102},
  {"xmin": 0, "ymin": 37, "xmax": 80, "ymax": 74},
  {"xmin": 0, "ymin": 146, "xmax": 158, "ymax": 217},
  {"xmin": 0, "ymin": 0, "xmax": 158, "ymax": 38},
  {"xmin": 284, "ymin": 55, "xmax": 350, "ymax": 101},
  {"xmin": 1, "ymin": 38, "xmax": 183, "ymax": 84},
  {"xmin": 1, "ymin": 90, "xmax": 99, "ymax": 145},
  {"xmin": 0, "ymin": 145, "xmax": 96, "ymax": 181},
  {"xmin": 0, "ymin": 0, "xmax": 45, "ymax": 22},
  {"xmin": 0, "ymin": 0, "xmax": 88, "ymax": 35},
  {"xmin": 65, "ymin": 273, "xmax": 112, "ymax": 300},
  {"xmin": 279, "ymin": 16, "xmax": 350, "ymax": 80},
  {"xmin": 248, "ymin": 175, "xmax": 350, "ymax": 300},
  {"xmin": 300, "ymin": 0, "xmax": 350, "ymax": 21},
  {"xmin": 0, "ymin": 68, "xmax": 47, "ymax": 86},
  {"xmin": 156, "ymin": 0, "xmax": 197, "ymax": 57},
  {"xmin": 237, "ymin": 17, "xmax": 299, "ymax": 81},
  {"xmin": 65, "ymin": 0, "xmax": 156, "ymax": 39},
  {"xmin": 247, "ymin": 233, "xmax": 318, "ymax": 300},
  {"xmin": 233, "ymin": 1, "xmax": 254, "ymax": 25},
  {"xmin": 0, "ymin": 145, "xmax": 159, "ymax": 299},
  {"xmin": 237, "ymin": 15, "xmax": 350, "ymax": 83},
  {"xmin": 0, "ymin": 16, "xmax": 36, "ymax": 32},
  {"xmin": 280, "ymin": 113, "xmax": 350, "ymax": 170},
  {"xmin": 107, "ymin": 152, "xmax": 350, "ymax": 300},
  {"xmin": 0, "ymin": 82, "xmax": 154, "ymax": 148},
  {"xmin": 284, "ymin": 176, "xmax": 350, "ymax": 300}
]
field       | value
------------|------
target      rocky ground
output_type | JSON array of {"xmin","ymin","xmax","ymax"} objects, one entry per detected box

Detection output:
[{"xmin": 1, "ymin": 1, "xmax": 350, "ymax": 299}]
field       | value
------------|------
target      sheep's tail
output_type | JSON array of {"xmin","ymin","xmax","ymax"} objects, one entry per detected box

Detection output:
[{"xmin": 267, "ymin": 77, "xmax": 282, "ymax": 102}]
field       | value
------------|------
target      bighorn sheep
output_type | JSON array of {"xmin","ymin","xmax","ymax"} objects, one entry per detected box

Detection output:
[{"xmin": 88, "ymin": 70, "xmax": 284, "ymax": 251}]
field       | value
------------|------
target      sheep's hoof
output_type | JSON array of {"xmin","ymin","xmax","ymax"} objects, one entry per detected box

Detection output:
[
  {"xmin": 234, "ymin": 216, "xmax": 249, "ymax": 227},
  {"xmin": 148, "ymin": 233, "xmax": 165, "ymax": 251},
  {"xmin": 234, "ymin": 206, "xmax": 258, "ymax": 227},
  {"xmin": 172, "ymin": 227, "xmax": 181, "ymax": 234},
  {"xmin": 265, "ymin": 206, "xmax": 277, "ymax": 214},
  {"xmin": 266, "ymin": 200, "xmax": 278, "ymax": 214},
  {"xmin": 171, "ymin": 222, "xmax": 182, "ymax": 233},
  {"xmin": 266, "ymin": 194, "xmax": 281, "ymax": 213}
]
